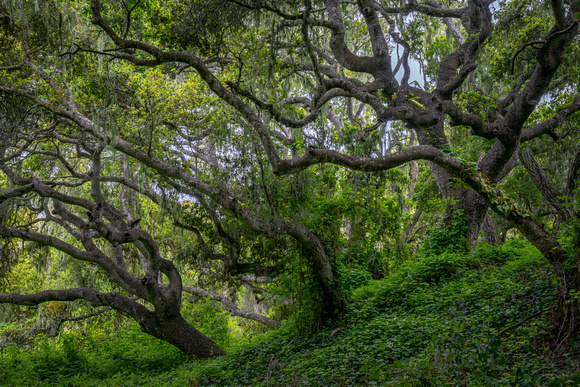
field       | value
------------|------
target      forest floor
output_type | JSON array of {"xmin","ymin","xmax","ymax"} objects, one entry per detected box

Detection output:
[{"xmin": 1, "ymin": 239, "xmax": 580, "ymax": 386}]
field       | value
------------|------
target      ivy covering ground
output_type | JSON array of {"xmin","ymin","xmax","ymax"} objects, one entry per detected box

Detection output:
[{"xmin": 2, "ymin": 239, "xmax": 579, "ymax": 386}]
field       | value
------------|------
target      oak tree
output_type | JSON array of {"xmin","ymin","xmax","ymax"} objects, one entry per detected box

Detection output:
[{"xmin": 1, "ymin": 0, "xmax": 580, "ymax": 356}]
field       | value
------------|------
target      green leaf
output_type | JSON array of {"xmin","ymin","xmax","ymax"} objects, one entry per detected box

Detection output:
[{"xmin": 370, "ymin": 365, "xmax": 381, "ymax": 381}]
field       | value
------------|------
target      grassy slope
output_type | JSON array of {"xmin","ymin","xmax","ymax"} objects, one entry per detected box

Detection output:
[{"xmin": 1, "ymin": 240, "xmax": 580, "ymax": 386}]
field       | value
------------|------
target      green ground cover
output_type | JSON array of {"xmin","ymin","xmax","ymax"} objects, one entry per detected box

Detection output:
[{"xmin": 2, "ymin": 239, "xmax": 579, "ymax": 386}]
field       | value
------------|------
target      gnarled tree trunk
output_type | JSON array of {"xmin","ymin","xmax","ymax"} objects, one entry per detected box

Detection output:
[{"xmin": 142, "ymin": 314, "xmax": 225, "ymax": 358}]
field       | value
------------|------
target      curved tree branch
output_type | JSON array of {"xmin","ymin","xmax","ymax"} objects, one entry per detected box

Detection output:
[
  {"xmin": 521, "ymin": 95, "xmax": 580, "ymax": 142},
  {"xmin": 183, "ymin": 286, "xmax": 281, "ymax": 327}
]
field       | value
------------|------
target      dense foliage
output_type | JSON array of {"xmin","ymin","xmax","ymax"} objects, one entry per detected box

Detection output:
[
  {"xmin": 4, "ymin": 240, "xmax": 579, "ymax": 385},
  {"xmin": 0, "ymin": 0, "xmax": 579, "ymax": 382}
]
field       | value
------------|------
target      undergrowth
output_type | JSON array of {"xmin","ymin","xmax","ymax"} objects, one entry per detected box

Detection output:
[{"xmin": 1, "ymin": 239, "xmax": 580, "ymax": 386}]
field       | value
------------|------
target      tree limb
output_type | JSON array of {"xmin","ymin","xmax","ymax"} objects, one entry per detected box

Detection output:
[{"xmin": 183, "ymin": 286, "xmax": 281, "ymax": 327}]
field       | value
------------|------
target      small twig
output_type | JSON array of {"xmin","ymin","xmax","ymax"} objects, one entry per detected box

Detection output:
[
  {"xmin": 121, "ymin": 0, "xmax": 141, "ymax": 39},
  {"xmin": 498, "ymin": 306, "xmax": 553, "ymax": 336}
]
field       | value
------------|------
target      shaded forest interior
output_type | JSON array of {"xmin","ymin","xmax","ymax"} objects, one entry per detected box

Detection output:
[{"xmin": 1, "ymin": 0, "xmax": 580, "ymax": 384}]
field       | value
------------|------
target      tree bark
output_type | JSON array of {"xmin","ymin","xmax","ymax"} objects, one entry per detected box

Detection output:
[
  {"xmin": 519, "ymin": 146, "xmax": 573, "ymax": 230},
  {"xmin": 141, "ymin": 314, "xmax": 226, "ymax": 358},
  {"xmin": 482, "ymin": 212, "xmax": 500, "ymax": 245},
  {"xmin": 0, "ymin": 287, "xmax": 226, "ymax": 358}
]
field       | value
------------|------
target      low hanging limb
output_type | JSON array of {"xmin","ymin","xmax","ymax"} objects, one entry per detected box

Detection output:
[
  {"xmin": 1, "ymin": 307, "xmax": 112, "ymax": 341},
  {"xmin": 48, "ymin": 307, "xmax": 113, "ymax": 337},
  {"xmin": 182, "ymin": 286, "xmax": 281, "ymax": 327}
]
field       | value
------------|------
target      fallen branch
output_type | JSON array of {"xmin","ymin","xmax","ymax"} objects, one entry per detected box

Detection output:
[{"xmin": 498, "ymin": 306, "xmax": 553, "ymax": 336}]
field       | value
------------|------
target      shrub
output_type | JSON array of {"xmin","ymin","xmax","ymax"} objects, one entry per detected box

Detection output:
[{"xmin": 420, "ymin": 209, "xmax": 469, "ymax": 257}]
